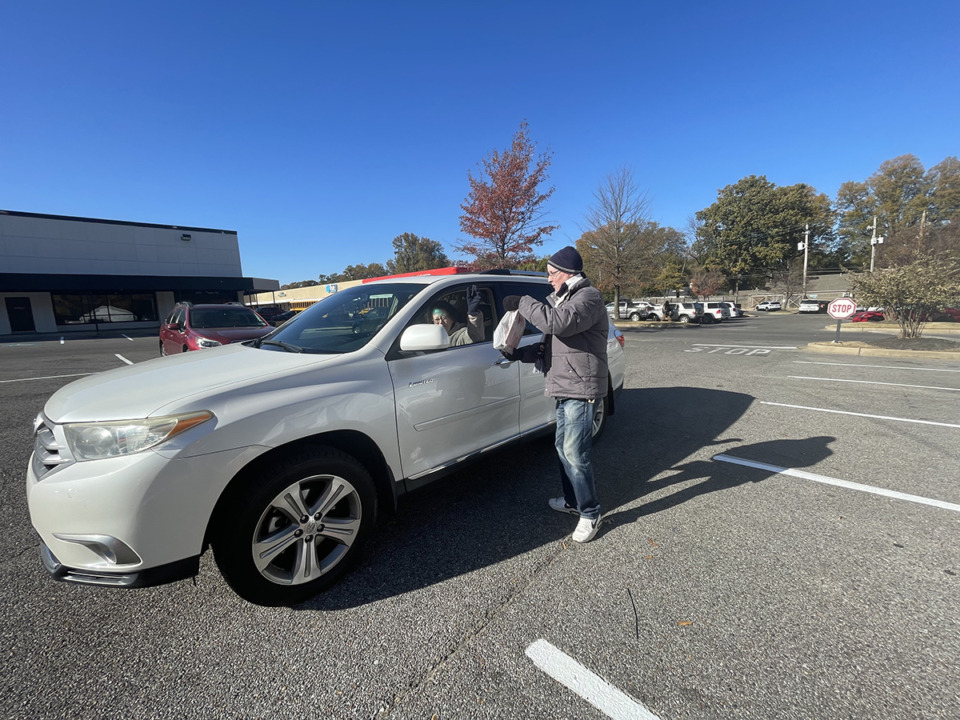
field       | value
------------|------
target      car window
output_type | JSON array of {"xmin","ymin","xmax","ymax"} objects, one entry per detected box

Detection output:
[
  {"xmin": 403, "ymin": 283, "xmax": 496, "ymax": 348},
  {"xmin": 266, "ymin": 282, "xmax": 424, "ymax": 354}
]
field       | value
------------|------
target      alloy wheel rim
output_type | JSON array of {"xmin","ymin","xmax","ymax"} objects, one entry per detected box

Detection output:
[{"xmin": 251, "ymin": 473, "xmax": 362, "ymax": 586}]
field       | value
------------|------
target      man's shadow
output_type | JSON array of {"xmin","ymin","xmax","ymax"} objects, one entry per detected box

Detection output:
[
  {"xmin": 290, "ymin": 388, "xmax": 833, "ymax": 610},
  {"xmin": 604, "ymin": 436, "xmax": 836, "ymax": 525}
]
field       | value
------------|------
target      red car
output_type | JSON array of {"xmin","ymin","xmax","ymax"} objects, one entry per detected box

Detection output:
[
  {"xmin": 850, "ymin": 310, "xmax": 885, "ymax": 323},
  {"xmin": 160, "ymin": 303, "xmax": 274, "ymax": 355}
]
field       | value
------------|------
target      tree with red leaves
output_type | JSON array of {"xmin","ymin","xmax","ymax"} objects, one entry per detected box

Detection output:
[{"xmin": 456, "ymin": 121, "xmax": 557, "ymax": 269}]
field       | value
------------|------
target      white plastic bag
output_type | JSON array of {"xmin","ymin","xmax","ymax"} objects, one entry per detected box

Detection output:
[{"xmin": 493, "ymin": 310, "xmax": 526, "ymax": 352}]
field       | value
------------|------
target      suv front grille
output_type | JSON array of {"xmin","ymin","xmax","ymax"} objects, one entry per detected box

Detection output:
[{"xmin": 32, "ymin": 417, "xmax": 72, "ymax": 480}]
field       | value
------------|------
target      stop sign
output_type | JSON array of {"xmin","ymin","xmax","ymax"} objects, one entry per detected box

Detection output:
[{"xmin": 828, "ymin": 298, "xmax": 857, "ymax": 319}]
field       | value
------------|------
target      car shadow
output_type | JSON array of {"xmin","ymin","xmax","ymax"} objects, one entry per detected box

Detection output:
[{"xmin": 294, "ymin": 387, "xmax": 834, "ymax": 611}]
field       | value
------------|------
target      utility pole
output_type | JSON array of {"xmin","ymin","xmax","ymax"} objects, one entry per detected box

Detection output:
[
  {"xmin": 869, "ymin": 216, "xmax": 884, "ymax": 272},
  {"xmin": 800, "ymin": 223, "xmax": 810, "ymax": 297}
]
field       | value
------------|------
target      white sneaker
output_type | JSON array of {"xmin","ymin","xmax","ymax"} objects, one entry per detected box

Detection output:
[
  {"xmin": 548, "ymin": 497, "xmax": 579, "ymax": 515},
  {"xmin": 572, "ymin": 515, "xmax": 602, "ymax": 543}
]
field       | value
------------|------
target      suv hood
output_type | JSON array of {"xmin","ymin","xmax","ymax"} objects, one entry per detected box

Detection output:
[{"xmin": 44, "ymin": 344, "xmax": 340, "ymax": 423}]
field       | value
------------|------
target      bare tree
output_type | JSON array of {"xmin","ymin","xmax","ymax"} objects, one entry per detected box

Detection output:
[{"xmin": 577, "ymin": 167, "xmax": 651, "ymax": 316}]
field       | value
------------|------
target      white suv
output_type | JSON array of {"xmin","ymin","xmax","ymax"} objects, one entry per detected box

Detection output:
[
  {"xmin": 701, "ymin": 301, "xmax": 731, "ymax": 323},
  {"xmin": 26, "ymin": 273, "xmax": 625, "ymax": 605}
]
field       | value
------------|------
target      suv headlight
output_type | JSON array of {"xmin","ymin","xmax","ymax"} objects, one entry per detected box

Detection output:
[
  {"xmin": 63, "ymin": 412, "xmax": 214, "ymax": 461},
  {"xmin": 196, "ymin": 337, "xmax": 222, "ymax": 348}
]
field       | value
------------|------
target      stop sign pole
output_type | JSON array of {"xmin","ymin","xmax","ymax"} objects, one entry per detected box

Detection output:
[{"xmin": 828, "ymin": 298, "xmax": 857, "ymax": 342}]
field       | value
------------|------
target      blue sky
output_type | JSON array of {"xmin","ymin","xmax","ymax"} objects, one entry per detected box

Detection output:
[{"xmin": 2, "ymin": 1, "xmax": 957, "ymax": 285}]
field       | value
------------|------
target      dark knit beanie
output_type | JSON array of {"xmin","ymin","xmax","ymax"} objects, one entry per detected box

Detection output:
[{"xmin": 548, "ymin": 246, "xmax": 583, "ymax": 274}]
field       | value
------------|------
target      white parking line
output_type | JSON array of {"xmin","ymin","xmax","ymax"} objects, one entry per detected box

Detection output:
[
  {"xmin": 794, "ymin": 361, "xmax": 960, "ymax": 374},
  {"xmin": 694, "ymin": 343, "xmax": 797, "ymax": 349},
  {"xmin": 789, "ymin": 376, "xmax": 960, "ymax": 392},
  {"xmin": 760, "ymin": 401, "xmax": 960, "ymax": 429},
  {"xmin": 713, "ymin": 454, "xmax": 960, "ymax": 513},
  {"xmin": 0, "ymin": 373, "xmax": 92, "ymax": 384},
  {"xmin": 526, "ymin": 640, "xmax": 661, "ymax": 720},
  {"xmin": 115, "ymin": 354, "xmax": 133, "ymax": 365}
]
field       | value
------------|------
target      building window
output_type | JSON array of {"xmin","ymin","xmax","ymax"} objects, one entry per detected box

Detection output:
[{"xmin": 52, "ymin": 293, "xmax": 158, "ymax": 325}]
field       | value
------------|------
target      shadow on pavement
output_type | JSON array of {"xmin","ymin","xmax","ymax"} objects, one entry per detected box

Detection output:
[{"xmin": 296, "ymin": 387, "xmax": 837, "ymax": 611}]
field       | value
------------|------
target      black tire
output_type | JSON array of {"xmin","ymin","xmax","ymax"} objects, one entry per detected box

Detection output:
[
  {"xmin": 591, "ymin": 394, "xmax": 608, "ymax": 441},
  {"xmin": 211, "ymin": 446, "xmax": 377, "ymax": 606},
  {"xmin": 160, "ymin": 341, "xmax": 167, "ymax": 357},
  {"xmin": 181, "ymin": 345, "xmax": 189, "ymax": 353},
  {"xmin": 629, "ymin": 312, "xmax": 641, "ymax": 321},
  {"xmin": 679, "ymin": 315, "xmax": 690, "ymax": 324}
]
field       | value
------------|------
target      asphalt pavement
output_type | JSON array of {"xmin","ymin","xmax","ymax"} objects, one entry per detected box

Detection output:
[{"xmin": 1, "ymin": 314, "xmax": 957, "ymax": 719}]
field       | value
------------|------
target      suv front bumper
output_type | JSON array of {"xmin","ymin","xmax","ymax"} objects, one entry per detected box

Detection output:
[{"xmin": 40, "ymin": 541, "xmax": 199, "ymax": 588}]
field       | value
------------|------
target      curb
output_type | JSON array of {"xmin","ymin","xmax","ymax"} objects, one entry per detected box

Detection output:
[
  {"xmin": 805, "ymin": 342, "xmax": 960, "ymax": 361},
  {"xmin": 824, "ymin": 322, "xmax": 960, "ymax": 336}
]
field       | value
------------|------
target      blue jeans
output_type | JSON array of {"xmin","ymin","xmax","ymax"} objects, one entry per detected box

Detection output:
[{"xmin": 555, "ymin": 398, "xmax": 600, "ymax": 520}]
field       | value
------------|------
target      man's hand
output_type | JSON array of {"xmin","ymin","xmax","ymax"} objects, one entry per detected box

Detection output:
[
  {"xmin": 503, "ymin": 295, "xmax": 521, "ymax": 311},
  {"xmin": 467, "ymin": 285, "xmax": 481, "ymax": 314}
]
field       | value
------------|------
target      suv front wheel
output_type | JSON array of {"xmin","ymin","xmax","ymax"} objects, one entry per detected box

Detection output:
[{"xmin": 212, "ymin": 446, "xmax": 377, "ymax": 605}]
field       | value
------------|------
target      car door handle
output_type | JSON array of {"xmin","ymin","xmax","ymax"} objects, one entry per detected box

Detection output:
[{"xmin": 495, "ymin": 357, "xmax": 515, "ymax": 366}]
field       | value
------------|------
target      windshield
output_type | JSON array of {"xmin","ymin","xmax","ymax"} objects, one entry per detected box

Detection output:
[{"xmin": 262, "ymin": 282, "xmax": 425, "ymax": 353}]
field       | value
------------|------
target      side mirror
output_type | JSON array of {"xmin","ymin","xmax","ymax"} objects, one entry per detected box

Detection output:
[{"xmin": 399, "ymin": 324, "xmax": 451, "ymax": 352}]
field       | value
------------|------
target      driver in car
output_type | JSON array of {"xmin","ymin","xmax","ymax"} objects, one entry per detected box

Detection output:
[{"xmin": 431, "ymin": 285, "xmax": 484, "ymax": 346}]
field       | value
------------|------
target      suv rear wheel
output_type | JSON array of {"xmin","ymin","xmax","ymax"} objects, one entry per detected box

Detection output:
[
  {"xmin": 212, "ymin": 446, "xmax": 377, "ymax": 605},
  {"xmin": 592, "ymin": 395, "xmax": 608, "ymax": 440}
]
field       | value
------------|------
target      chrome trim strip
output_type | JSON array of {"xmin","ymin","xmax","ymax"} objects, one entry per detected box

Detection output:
[
  {"xmin": 407, "ymin": 432, "xmax": 526, "ymax": 480},
  {"xmin": 412, "ymin": 396, "xmax": 519, "ymax": 432}
]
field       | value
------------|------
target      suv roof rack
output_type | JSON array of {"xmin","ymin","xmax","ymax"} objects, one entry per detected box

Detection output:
[{"xmin": 479, "ymin": 269, "xmax": 548, "ymax": 277}]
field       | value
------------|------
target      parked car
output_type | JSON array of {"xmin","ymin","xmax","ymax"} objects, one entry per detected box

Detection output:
[
  {"xmin": 933, "ymin": 308, "xmax": 960, "ymax": 322},
  {"xmin": 701, "ymin": 301, "xmax": 731, "ymax": 323},
  {"xmin": 755, "ymin": 301, "xmax": 782, "ymax": 311},
  {"xmin": 605, "ymin": 301, "xmax": 652, "ymax": 321},
  {"xmin": 27, "ymin": 273, "xmax": 625, "ymax": 605},
  {"xmin": 850, "ymin": 310, "xmax": 885, "ymax": 322},
  {"xmin": 798, "ymin": 299, "xmax": 822, "ymax": 314},
  {"xmin": 269, "ymin": 309, "xmax": 301, "ymax": 326},
  {"xmin": 159, "ymin": 303, "xmax": 274, "ymax": 355},
  {"xmin": 722, "ymin": 302, "xmax": 742, "ymax": 319},
  {"xmin": 251, "ymin": 305, "xmax": 285, "ymax": 323},
  {"xmin": 669, "ymin": 301, "xmax": 703, "ymax": 323}
]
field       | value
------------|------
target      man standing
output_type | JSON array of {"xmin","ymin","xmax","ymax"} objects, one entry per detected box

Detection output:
[{"xmin": 502, "ymin": 246, "xmax": 609, "ymax": 543}]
